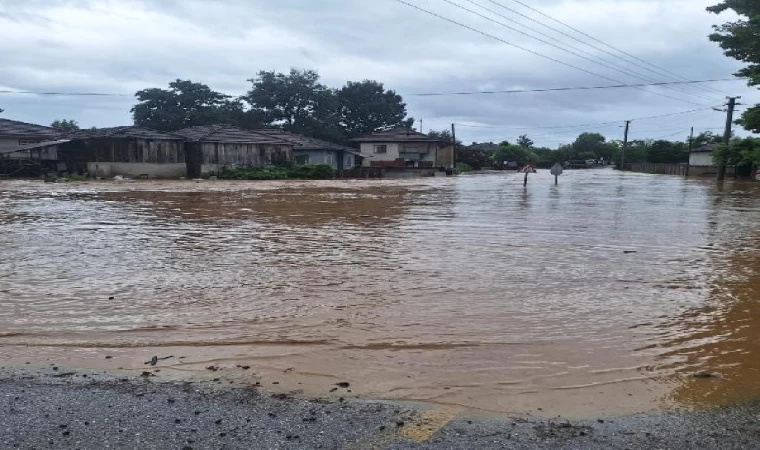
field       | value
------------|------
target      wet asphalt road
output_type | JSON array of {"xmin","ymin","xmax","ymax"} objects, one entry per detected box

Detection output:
[{"xmin": 2, "ymin": 368, "xmax": 760, "ymax": 449}]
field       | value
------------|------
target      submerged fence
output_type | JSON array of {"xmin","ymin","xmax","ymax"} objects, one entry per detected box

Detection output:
[{"xmin": 626, "ymin": 163, "xmax": 688, "ymax": 176}]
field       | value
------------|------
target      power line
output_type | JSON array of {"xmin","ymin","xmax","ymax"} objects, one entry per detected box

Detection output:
[
  {"xmin": 504, "ymin": 0, "xmax": 727, "ymax": 97},
  {"xmin": 455, "ymin": 0, "xmax": 719, "ymax": 103},
  {"xmin": 408, "ymin": 78, "xmax": 740, "ymax": 96},
  {"xmin": 0, "ymin": 90, "xmax": 131, "ymax": 97},
  {"xmin": 454, "ymin": 105, "xmax": 720, "ymax": 130},
  {"xmin": 395, "ymin": 0, "xmax": 707, "ymax": 106}
]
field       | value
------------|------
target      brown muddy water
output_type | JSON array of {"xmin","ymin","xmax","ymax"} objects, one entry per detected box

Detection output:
[{"xmin": 1, "ymin": 169, "xmax": 759, "ymax": 418}]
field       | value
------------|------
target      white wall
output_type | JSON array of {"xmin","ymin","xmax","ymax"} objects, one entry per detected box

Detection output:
[
  {"xmin": 360, "ymin": 142, "xmax": 400, "ymax": 166},
  {"xmin": 689, "ymin": 152, "xmax": 714, "ymax": 167},
  {"xmin": 87, "ymin": 162, "xmax": 187, "ymax": 178}
]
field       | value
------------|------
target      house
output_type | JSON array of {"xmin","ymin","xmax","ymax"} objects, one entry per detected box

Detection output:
[
  {"xmin": 0, "ymin": 118, "xmax": 60, "ymax": 153},
  {"xmin": 55, "ymin": 126, "xmax": 186, "ymax": 178},
  {"xmin": 687, "ymin": 144, "xmax": 734, "ymax": 177},
  {"xmin": 174, "ymin": 125, "xmax": 293, "ymax": 178},
  {"xmin": 689, "ymin": 144, "xmax": 717, "ymax": 167},
  {"xmin": 0, "ymin": 119, "xmax": 63, "ymax": 176},
  {"xmin": 254, "ymin": 129, "xmax": 360, "ymax": 170},
  {"xmin": 350, "ymin": 128, "xmax": 451, "ymax": 172}
]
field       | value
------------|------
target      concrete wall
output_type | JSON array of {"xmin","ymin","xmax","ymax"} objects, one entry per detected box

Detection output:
[
  {"xmin": 360, "ymin": 142, "xmax": 439, "ymax": 166},
  {"xmin": 293, "ymin": 149, "xmax": 358, "ymax": 170},
  {"xmin": 689, "ymin": 152, "xmax": 714, "ymax": 167},
  {"xmin": 360, "ymin": 142, "xmax": 400, "ymax": 166},
  {"xmin": 87, "ymin": 162, "xmax": 187, "ymax": 178}
]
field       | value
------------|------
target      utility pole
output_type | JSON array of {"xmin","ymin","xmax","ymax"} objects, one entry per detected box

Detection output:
[
  {"xmin": 419, "ymin": 118, "xmax": 423, "ymax": 133},
  {"xmin": 718, "ymin": 96, "xmax": 740, "ymax": 182},
  {"xmin": 451, "ymin": 123, "xmax": 457, "ymax": 169},
  {"xmin": 621, "ymin": 120, "xmax": 631, "ymax": 171},
  {"xmin": 686, "ymin": 126, "xmax": 694, "ymax": 177}
]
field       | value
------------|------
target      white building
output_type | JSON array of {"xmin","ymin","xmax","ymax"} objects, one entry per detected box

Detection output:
[
  {"xmin": 350, "ymin": 128, "xmax": 449, "ymax": 168},
  {"xmin": 689, "ymin": 144, "xmax": 717, "ymax": 167}
]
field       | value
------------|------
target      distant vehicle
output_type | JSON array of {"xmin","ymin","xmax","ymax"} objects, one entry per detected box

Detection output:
[{"xmin": 566, "ymin": 159, "xmax": 607, "ymax": 169}]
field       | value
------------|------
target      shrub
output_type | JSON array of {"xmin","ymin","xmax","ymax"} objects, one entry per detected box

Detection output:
[{"xmin": 217, "ymin": 164, "xmax": 335, "ymax": 180}]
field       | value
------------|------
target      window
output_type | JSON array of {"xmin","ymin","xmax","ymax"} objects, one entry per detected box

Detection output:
[
  {"xmin": 374, "ymin": 145, "xmax": 387, "ymax": 154},
  {"xmin": 295, "ymin": 154, "xmax": 310, "ymax": 165},
  {"xmin": 346, "ymin": 155, "xmax": 353, "ymax": 167},
  {"xmin": 324, "ymin": 154, "xmax": 333, "ymax": 166},
  {"xmin": 19, "ymin": 139, "xmax": 42, "ymax": 146}
]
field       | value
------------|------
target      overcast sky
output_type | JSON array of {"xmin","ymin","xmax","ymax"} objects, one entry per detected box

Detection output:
[{"xmin": 0, "ymin": 0, "xmax": 756, "ymax": 146}]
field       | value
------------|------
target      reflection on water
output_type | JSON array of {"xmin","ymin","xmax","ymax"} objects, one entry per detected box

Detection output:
[{"xmin": 1, "ymin": 171, "xmax": 759, "ymax": 417}]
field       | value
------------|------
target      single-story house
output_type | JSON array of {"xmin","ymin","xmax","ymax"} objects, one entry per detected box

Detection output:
[
  {"xmin": 350, "ymin": 127, "xmax": 452, "ymax": 169},
  {"xmin": 0, "ymin": 118, "xmax": 61, "ymax": 154},
  {"xmin": 254, "ymin": 129, "xmax": 360, "ymax": 170},
  {"xmin": 0, "ymin": 119, "xmax": 63, "ymax": 176},
  {"xmin": 689, "ymin": 144, "xmax": 717, "ymax": 167},
  {"xmin": 56, "ymin": 126, "xmax": 187, "ymax": 178},
  {"xmin": 687, "ymin": 144, "xmax": 735, "ymax": 177},
  {"xmin": 174, "ymin": 125, "xmax": 293, "ymax": 177}
]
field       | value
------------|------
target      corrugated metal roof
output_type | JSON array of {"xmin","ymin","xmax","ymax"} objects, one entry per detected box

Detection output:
[
  {"xmin": 173, "ymin": 125, "xmax": 292, "ymax": 144},
  {"xmin": 692, "ymin": 144, "xmax": 718, "ymax": 153},
  {"xmin": 254, "ymin": 129, "xmax": 359, "ymax": 154},
  {"xmin": 350, "ymin": 127, "xmax": 441, "ymax": 143},
  {"xmin": 65, "ymin": 126, "xmax": 183, "ymax": 140},
  {"xmin": 0, "ymin": 118, "xmax": 60, "ymax": 138}
]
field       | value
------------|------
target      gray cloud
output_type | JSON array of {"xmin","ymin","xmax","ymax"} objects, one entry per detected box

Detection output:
[{"xmin": 0, "ymin": 0, "xmax": 755, "ymax": 146}]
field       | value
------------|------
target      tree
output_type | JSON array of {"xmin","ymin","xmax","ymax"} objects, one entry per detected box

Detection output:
[
  {"xmin": 713, "ymin": 136, "xmax": 760, "ymax": 169},
  {"xmin": 427, "ymin": 129, "xmax": 462, "ymax": 147},
  {"xmin": 517, "ymin": 134, "xmax": 534, "ymax": 148},
  {"xmin": 570, "ymin": 132, "xmax": 616, "ymax": 161},
  {"xmin": 708, "ymin": 1, "xmax": 760, "ymax": 132},
  {"xmin": 337, "ymin": 80, "xmax": 413, "ymax": 139},
  {"xmin": 692, "ymin": 131, "xmax": 722, "ymax": 148},
  {"xmin": 493, "ymin": 143, "xmax": 537, "ymax": 165},
  {"xmin": 243, "ymin": 69, "xmax": 341, "ymax": 142},
  {"xmin": 132, "ymin": 79, "xmax": 244, "ymax": 131},
  {"xmin": 647, "ymin": 140, "xmax": 688, "ymax": 164},
  {"xmin": 50, "ymin": 119, "xmax": 80, "ymax": 132}
]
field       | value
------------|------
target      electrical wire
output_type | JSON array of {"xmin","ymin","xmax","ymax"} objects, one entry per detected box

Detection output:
[
  {"xmin": 504, "ymin": 0, "xmax": 728, "ymax": 97},
  {"xmin": 408, "ymin": 78, "xmax": 740, "ymax": 96},
  {"xmin": 455, "ymin": 0, "xmax": 720, "ymax": 102},
  {"xmin": 394, "ymin": 0, "xmax": 708, "ymax": 106}
]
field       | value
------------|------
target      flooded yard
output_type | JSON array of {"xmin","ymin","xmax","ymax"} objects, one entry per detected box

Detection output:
[{"xmin": 1, "ymin": 169, "xmax": 759, "ymax": 418}]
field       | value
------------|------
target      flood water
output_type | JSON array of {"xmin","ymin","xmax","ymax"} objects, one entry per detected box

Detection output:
[{"xmin": 1, "ymin": 169, "xmax": 759, "ymax": 418}]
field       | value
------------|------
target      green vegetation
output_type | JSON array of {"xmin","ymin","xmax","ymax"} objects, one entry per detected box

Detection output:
[
  {"xmin": 712, "ymin": 137, "xmax": 760, "ymax": 174},
  {"xmin": 132, "ymin": 71, "xmax": 412, "ymax": 143},
  {"xmin": 454, "ymin": 163, "xmax": 474, "ymax": 174},
  {"xmin": 218, "ymin": 165, "xmax": 335, "ymax": 180},
  {"xmin": 708, "ymin": 1, "xmax": 760, "ymax": 133},
  {"xmin": 50, "ymin": 119, "xmax": 80, "ymax": 132}
]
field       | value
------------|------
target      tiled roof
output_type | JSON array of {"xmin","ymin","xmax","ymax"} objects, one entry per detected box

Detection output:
[
  {"xmin": 0, "ymin": 118, "xmax": 60, "ymax": 138},
  {"xmin": 350, "ymin": 127, "xmax": 441, "ymax": 143},
  {"xmin": 65, "ymin": 126, "xmax": 183, "ymax": 140},
  {"xmin": 254, "ymin": 129, "xmax": 359, "ymax": 153},
  {"xmin": 174, "ymin": 125, "xmax": 291, "ymax": 144}
]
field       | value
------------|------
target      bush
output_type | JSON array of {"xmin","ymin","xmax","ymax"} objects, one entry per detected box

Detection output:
[
  {"xmin": 454, "ymin": 163, "xmax": 474, "ymax": 174},
  {"xmin": 217, "ymin": 164, "xmax": 335, "ymax": 180}
]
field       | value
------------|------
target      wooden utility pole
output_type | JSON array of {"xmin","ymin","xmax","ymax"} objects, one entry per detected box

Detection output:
[
  {"xmin": 718, "ymin": 96, "xmax": 740, "ymax": 182},
  {"xmin": 451, "ymin": 123, "xmax": 457, "ymax": 169},
  {"xmin": 621, "ymin": 120, "xmax": 631, "ymax": 170},
  {"xmin": 419, "ymin": 118, "xmax": 423, "ymax": 133},
  {"xmin": 686, "ymin": 126, "xmax": 694, "ymax": 177}
]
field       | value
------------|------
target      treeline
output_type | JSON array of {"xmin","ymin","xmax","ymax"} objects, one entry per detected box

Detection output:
[
  {"xmin": 130, "ymin": 70, "xmax": 413, "ymax": 143},
  {"xmin": 433, "ymin": 130, "xmax": 760, "ymax": 171}
]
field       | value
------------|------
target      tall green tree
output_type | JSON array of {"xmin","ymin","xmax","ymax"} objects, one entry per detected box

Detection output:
[
  {"xmin": 427, "ymin": 129, "xmax": 462, "ymax": 147},
  {"xmin": 708, "ymin": 1, "xmax": 760, "ymax": 132},
  {"xmin": 132, "ymin": 79, "xmax": 245, "ymax": 131},
  {"xmin": 338, "ymin": 80, "xmax": 413, "ymax": 138},
  {"xmin": 50, "ymin": 119, "xmax": 80, "ymax": 131},
  {"xmin": 243, "ymin": 69, "xmax": 341, "ymax": 142},
  {"xmin": 493, "ymin": 143, "xmax": 537, "ymax": 165},
  {"xmin": 517, "ymin": 134, "xmax": 534, "ymax": 148},
  {"xmin": 647, "ymin": 140, "xmax": 688, "ymax": 163}
]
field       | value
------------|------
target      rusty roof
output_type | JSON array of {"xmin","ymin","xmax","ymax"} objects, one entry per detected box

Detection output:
[
  {"xmin": 692, "ymin": 144, "xmax": 719, "ymax": 153},
  {"xmin": 349, "ymin": 127, "xmax": 441, "ymax": 143},
  {"xmin": 65, "ymin": 126, "xmax": 183, "ymax": 140},
  {"xmin": 0, "ymin": 118, "xmax": 60, "ymax": 139},
  {"xmin": 254, "ymin": 129, "xmax": 358, "ymax": 153},
  {"xmin": 173, "ymin": 125, "xmax": 291, "ymax": 145}
]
